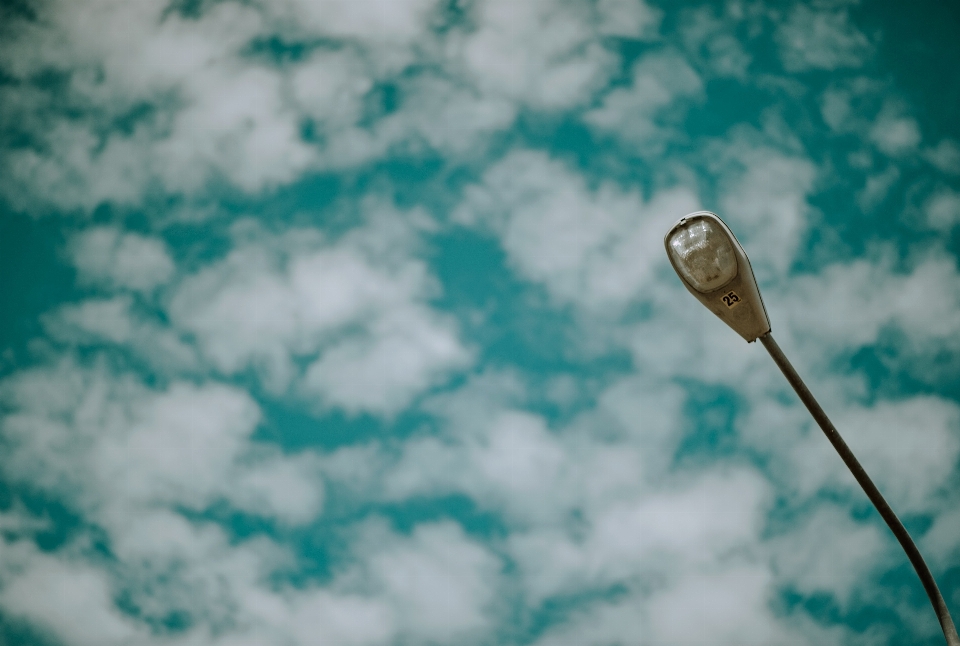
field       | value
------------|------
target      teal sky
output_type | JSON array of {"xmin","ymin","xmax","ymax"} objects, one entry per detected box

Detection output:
[{"xmin": 2, "ymin": 1, "xmax": 960, "ymax": 644}]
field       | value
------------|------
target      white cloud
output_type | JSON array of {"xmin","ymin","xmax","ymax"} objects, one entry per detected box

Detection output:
[
  {"xmin": 923, "ymin": 502, "xmax": 960, "ymax": 567},
  {"xmin": 79, "ymin": 513, "xmax": 287, "ymax": 637},
  {"xmin": 819, "ymin": 77, "xmax": 888, "ymax": 137},
  {"xmin": 818, "ymin": 80, "xmax": 926, "ymax": 163},
  {"xmin": 679, "ymin": 6, "xmax": 753, "ymax": 78},
  {"xmin": 458, "ymin": 0, "xmax": 618, "ymax": 110},
  {"xmin": 716, "ymin": 142, "xmax": 817, "ymax": 278},
  {"xmin": 0, "ymin": 1, "xmax": 316, "ymax": 209},
  {"xmin": 385, "ymin": 409, "xmax": 574, "ymax": 526},
  {"xmin": 531, "ymin": 582, "xmax": 839, "ymax": 646},
  {"xmin": 0, "ymin": 355, "xmax": 437, "ymax": 645},
  {"xmin": 592, "ymin": 373, "xmax": 688, "ymax": 478},
  {"xmin": 529, "ymin": 592, "xmax": 644, "ymax": 646},
  {"xmin": 227, "ymin": 453, "xmax": 326, "ymax": 524},
  {"xmin": 584, "ymin": 50, "xmax": 703, "ymax": 151},
  {"xmin": 596, "ymin": 0, "xmax": 662, "ymax": 38},
  {"xmin": 278, "ymin": 0, "xmax": 648, "ymax": 164},
  {"xmin": 924, "ymin": 139, "xmax": 960, "ymax": 175},
  {"xmin": 43, "ymin": 296, "xmax": 199, "ymax": 372},
  {"xmin": 290, "ymin": 49, "xmax": 372, "ymax": 131},
  {"xmin": 376, "ymin": 370, "xmax": 830, "ymax": 644},
  {"xmin": 0, "ymin": 0, "xmax": 646, "ymax": 211},
  {"xmin": 379, "ymin": 74, "xmax": 518, "ymax": 155},
  {"xmin": 285, "ymin": 590, "xmax": 395, "ymax": 646},
  {"xmin": 0, "ymin": 503, "xmax": 50, "ymax": 536},
  {"xmin": 870, "ymin": 109, "xmax": 922, "ymax": 157},
  {"xmin": 46, "ymin": 296, "xmax": 137, "ymax": 345},
  {"xmin": 257, "ymin": 519, "xmax": 502, "ymax": 646},
  {"xmin": 730, "ymin": 252, "xmax": 960, "ymax": 515},
  {"xmin": 769, "ymin": 504, "xmax": 886, "ymax": 607},
  {"xmin": 857, "ymin": 165, "xmax": 900, "ymax": 211},
  {"xmin": 830, "ymin": 397, "xmax": 960, "ymax": 513},
  {"xmin": 776, "ymin": 5, "xmax": 872, "ymax": 72},
  {"xmin": 925, "ymin": 188, "xmax": 960, "ymax": 231},
  {"xmin": 157, "ymin": 63, "xmax": 313, "ymax": 194},
  {"xmin": 458, "ymin": 149, "xmax": 699, "ymax": 313},
  {"xmin": 0, "ymin": 506, "xmax": 415, "ymax": 646},
  {"xmin": 507, "ymin": 468, "xmax": 771, "ymax": 605},
  {"xmin": 784, "ymin": 253, "xmax": 960, "ymax": 353},
  {"xmin": 381, "ymin": 372, "xmax": 665, "ymax": 537},
  {"xmin": 0, "ymin": 358, "xmax": 322, "ymax": 525},
  {"xmin": 1, "ymin": 1, "xmax": 957, "ymax": 644},
  {"xmin": 68, "ymin": 226, "xmax": 175, "ymax": 293},
  {"xmin": 358, "ymin": 520, "xmax": 500, "ymax": 641},
  {"xmin": 0, "ymin": 545, "xmax": 143, "ymax": 646},
  {"xmin": 644, "ymin": 565, "xmax": 808, "ymax": 645},
  {"xmin": 267, "ymin": 0, "xmax": 441, "ymax": 45},
  {"xmin": 169, "ymin": 214, "xmax": 471, "ymax": 414},
  {"xmin": 739, "ymin": 356, "xmax": 960, "ymax": 522},
  {"xmin": 302, "ymin": 303, "xmax": 471, "ymax": 414},
  {"xmin": 820, "ymin": 86, "xmax": 855, "ymax": 131}
]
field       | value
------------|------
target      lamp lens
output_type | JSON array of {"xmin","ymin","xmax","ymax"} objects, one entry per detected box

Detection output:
[{"xmin": 668, "ymin": 218, "xmax": 738, "ymax": 292}]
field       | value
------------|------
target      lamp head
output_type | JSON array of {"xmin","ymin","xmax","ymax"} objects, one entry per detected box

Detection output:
[{"xmin": 664, "ymin": 211, "xmax": 771, "ymax": 342}]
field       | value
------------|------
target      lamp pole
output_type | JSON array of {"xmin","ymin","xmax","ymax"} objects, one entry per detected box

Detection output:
[
  {"xmin": 664, "ymin": 211, "xmax": 960, "ymax": 646},
  {"xmin": 760, "ymin": 333, "xmax": 959, "ymax": 646}
]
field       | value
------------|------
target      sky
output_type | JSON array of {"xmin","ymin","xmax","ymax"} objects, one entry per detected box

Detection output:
[{"xmin": 1, "ymin": 0, "xmax": 960, "ymax": 644}]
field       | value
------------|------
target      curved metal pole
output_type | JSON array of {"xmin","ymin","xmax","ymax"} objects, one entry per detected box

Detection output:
[{"xmin": 760, "ymin": 333, "xmax": 960, "ymax": 646}]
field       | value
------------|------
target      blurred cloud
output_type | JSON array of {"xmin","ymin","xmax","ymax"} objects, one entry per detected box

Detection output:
[
  {"xmin": 68, "ymin": 226, "xmax": 175, "ymax": 293},
  {"xmin": 776, "ymin": 4, "xmax": 872, "ymax": 72}
]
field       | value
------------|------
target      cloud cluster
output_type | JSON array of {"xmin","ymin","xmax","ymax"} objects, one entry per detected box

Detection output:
[
  {"xmin": 0, "ymin": 0, "xmax": 661, "ymax": 213},
  {"xmin": 457, "ymin": 149, "xmax": 699, "ymax": 312},
  {"xmin": 168, "ymin": 212, "xmax": 471, "ymax": 413},
  {"xmin": 2, "ymin": 1, "xmax": 960, "ymax": 645}
]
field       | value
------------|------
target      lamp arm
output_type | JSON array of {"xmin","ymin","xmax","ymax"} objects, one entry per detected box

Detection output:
[{"xmin": 759, "ymin": 332, "xmax": 960, "ymax": 646}]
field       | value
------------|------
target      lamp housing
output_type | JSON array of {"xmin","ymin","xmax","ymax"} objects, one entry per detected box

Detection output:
[{"xmin": 664, "ymin": 211, "xmax": 771, "ymax": 342}]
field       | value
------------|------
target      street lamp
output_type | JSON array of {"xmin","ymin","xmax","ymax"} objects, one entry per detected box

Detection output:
[{"xmin": 665, "ymin": 210, "xmax": 960, "ymax": 646}]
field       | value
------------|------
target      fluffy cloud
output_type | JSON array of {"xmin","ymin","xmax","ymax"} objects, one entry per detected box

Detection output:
[
  {"xmin": 783, "ymin": 253, "xmax": 960, "ymax": 353},
  {"xmin": 679, "ymin": 6, "xmax": 753, "ymax": 79},
  {"xmin": 776, "ymin": 5, "xmax": 872, "ymax": 72},
  {"xmin": 169, "ymin": 213, "xmax": 472, "ymax": 414},
  {"xmin": 597, "ymin": 0, "xmax": 662, "ymax": 38},
  {"xmin": 0, "ymin": 355, "xmax": 325, "ymax": 643},
  {"xmin": 820, "ymin": 81, "xmax": 924, "ymax": 164},
  {"xmin": 0, "ymin": 1, "xmax": 313, "ymax": 209},
  {"xmin": 0, "ymin": 358, "xmax": 322, "ymax": 524},
  {"xmin": 0, "ymin": 510, "xmax": 501, "ymax": 646},
  {"xmin": 2, "ymin": 1, "xmax": 959, "ymax": 644},
  {"xmin": 857, "ymin": 165, "xmax": 900, "ymax": 212},
  {"xmin": 711, "ymin": 135, "xmax": 818, "ymax": 279},
  {"xmin": 809, "ymin": 397, "xmax": 960, "ymax": 514},
  {"xmin": 385, "ymin": 407, "xmax": 577, "ymax": 526},
  {"xmin": 769, "ymin": 504, "xmax": 887, "ymax": 607},
  {"xmin": 43, "ymin": 295, "xmax": 199, "ymax": 372},
  {"xmin": 457, "ymin": 149, "xmax": 699, "ymax": 312},
  {"xmin": 67, "ymin": 227, "xmax": 175, "ymax": 293},
  {"xmin": 584, "ymin": 50, "xmax": 704, "ymax": 152},
  {"xmin": 0, "ymin": 0, "xmax": 653, "ymax": 211},
  {"xmin": 353, "ymin": 520, "xmax": 501, "ymax": 641},
  {"xmin": 0, "ymin": 546, "xmax": 144, "ymax": 646},
  {"xmin": 870, "ymin": 109, "xmax": 922, "ymax": 157},
  {"xmin": 924, "ymin": 188, "xmax": 960, "ymax": 231},
  {"xmin": 644, "ymin": 568, "xmax": 790, "ymax": 645},
  {"xmin": 0, "ymin": 354, "xmax": 500, "ymax": 645},
  {"xmin": 508, "ymin": 468, "xmax": 771, "ymax": 605},
  {"xmin": 458, "ymin": 0, "xmax": 616, "ymax": 110},
  {"xmin": 263, "ymin": 0, "xmax": 441, "ymax": 44},
  {"xmin": 925, "ymin": 139, "xmax": 960, "ymax": 175}
]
